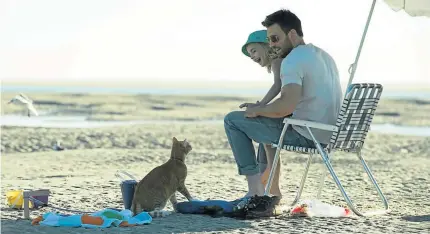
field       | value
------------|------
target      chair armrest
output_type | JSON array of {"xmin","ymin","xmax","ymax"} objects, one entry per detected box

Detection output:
[{"xmin": 283, "ymin": 118, "xmax": 338, "ymax": 132}]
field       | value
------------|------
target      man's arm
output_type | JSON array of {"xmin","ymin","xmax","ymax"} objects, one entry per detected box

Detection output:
[
  {"xmin": 245, "ymin": 48, "xmax": 305, "ymax": 118},
  {"xmin": 253, "ymin": 83, "xmax": 302, "ymax": 118},
  {"xmin": 259, "ymin": 58, "xmax": 282, "ymax": 105}
]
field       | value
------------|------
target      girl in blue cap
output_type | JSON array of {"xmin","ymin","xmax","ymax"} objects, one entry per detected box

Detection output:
[
  {"xmin": 240, "ymin": 29, "xmax": 282, "ymax": 109},
  {"xmin": 239, "ymin": 29, "xmax": 283, "ymax": 197}
]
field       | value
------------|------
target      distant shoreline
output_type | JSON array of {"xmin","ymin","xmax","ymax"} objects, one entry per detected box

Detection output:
[{"xmin": 2, "ymin": 83, "xmax": 429, "ymax": 100}]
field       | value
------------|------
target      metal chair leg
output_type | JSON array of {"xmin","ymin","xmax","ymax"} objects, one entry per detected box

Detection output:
[
  {"xmin": 316, "ymin": 151, "xmax": 331, "ymax": 199},
  {"xmin": 290, "ymin": 153, "xmax": 313, "ymax": 206},
  {"xmin": 321, "ymin": 152, "xmax": 389, "ymax": 216},
  {"xmin": 356, "ymin": 150, "xmax": 390, "ymax": 215},
  {"xmin": 306, "ymin": 126, "xmax": 390, "ymax": 216},
  {"xmin": 316, "ymin": 166, "xmax": 327, "ymax": 199},
  {"xmin": 293, "ymin": 152, "xmax": 328, "ymax": 205},
  {"xmin": 264, "ymin": 122, "xmax": 290, "ymax": 196}
]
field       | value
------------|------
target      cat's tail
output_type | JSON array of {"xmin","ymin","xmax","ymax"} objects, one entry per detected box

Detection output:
[
  {"xmin": 148, "ymin": 209, "xmax": 173, "ymax": 218},
  {"xmin": 131, "ymin": 200, "xmax": 140, "ymax": 216}
]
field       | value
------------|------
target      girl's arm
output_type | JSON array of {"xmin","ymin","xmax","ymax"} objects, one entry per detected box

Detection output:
[{"xmin": 259, "ymin": 58, "xmax": 282, "ymax": 105}]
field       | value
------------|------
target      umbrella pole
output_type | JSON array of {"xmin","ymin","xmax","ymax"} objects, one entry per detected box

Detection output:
[{"xmin": 345, "ymin": 0, "xmax": 377, "ymax": 94}]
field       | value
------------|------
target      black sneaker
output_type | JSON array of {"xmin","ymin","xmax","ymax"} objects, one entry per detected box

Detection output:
[{"xmin": 243, "ymin": 195, "xmax": 284, "ymax": 219}]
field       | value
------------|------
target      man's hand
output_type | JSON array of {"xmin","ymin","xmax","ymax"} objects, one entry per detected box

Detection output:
[
  {"xmin": 245, "ymin": 106, "xmax": 260, "ymax": 118},
  {"xmin": 239, "ymin": 101, "xmax": 260, "ymax": 109}
]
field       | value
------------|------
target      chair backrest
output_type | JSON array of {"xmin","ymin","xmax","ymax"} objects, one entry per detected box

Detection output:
[{"xmin": 329, "ymin": 83, "xmax": 383, "ymax": 152}]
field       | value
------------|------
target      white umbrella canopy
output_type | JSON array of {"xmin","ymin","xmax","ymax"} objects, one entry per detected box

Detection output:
[
  {"xmin": 346, "ymin": 0, "xmax": 430, "ymax": 92},
  {"xmin": 384, "ymin": 0, "xmax": 430, "ymax": 17}
]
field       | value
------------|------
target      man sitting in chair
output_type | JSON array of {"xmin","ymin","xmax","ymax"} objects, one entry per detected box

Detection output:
[{"xmin": 224, "ymin": 9, "xmax": 342, "ymax": 202}]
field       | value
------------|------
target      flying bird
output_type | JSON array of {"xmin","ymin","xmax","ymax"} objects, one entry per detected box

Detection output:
[{"xmin": 7, "ymin": 93, "xmax": 39, "ymax": 117}]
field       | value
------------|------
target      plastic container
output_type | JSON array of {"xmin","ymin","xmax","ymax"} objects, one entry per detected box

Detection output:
[
  {"xmin": 290, "ymin": 199, "xmax": 351, "ymax": 217},
  {"xmin": 32, "ymin": 194, "xmax": 49, "ymax": 208},
  {"xmin": 115, "ymin": 170, "xmax": 138, "ymax": 210}
]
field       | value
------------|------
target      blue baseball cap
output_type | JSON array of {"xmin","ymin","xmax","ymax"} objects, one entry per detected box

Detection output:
[{"xmin": 241, "ymin": 30, "xmax": 268, "ymax": 57}]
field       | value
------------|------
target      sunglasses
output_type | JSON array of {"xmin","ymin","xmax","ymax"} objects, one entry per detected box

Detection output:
[{"xmin": 267, "ymin": 35, "xmax": 279, "ymax": 43}]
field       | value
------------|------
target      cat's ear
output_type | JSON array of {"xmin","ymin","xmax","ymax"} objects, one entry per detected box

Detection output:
[
  {"xmin": 182, "ymin": 139, "xmax": 188, "ymax": 147},
  {"xmin": 172, "ymin": 137, "xmax": 178, "ymax": 143}
]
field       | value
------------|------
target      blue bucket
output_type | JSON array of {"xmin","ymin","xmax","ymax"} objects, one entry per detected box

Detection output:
[{"xmin": 115, "ymin": 170, "xmax": 138, "ymax": 210}]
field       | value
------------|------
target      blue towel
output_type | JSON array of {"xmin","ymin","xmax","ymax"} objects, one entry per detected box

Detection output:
[
  {"xmin": 176, "ymin": 199, "xmax": 238, "ymax": 216},
  {"xmin": 36, "ymin": 209, "xmax": 152, "ymax": 228}
]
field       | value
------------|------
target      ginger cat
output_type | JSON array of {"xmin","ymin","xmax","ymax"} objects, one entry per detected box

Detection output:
[{"xmin": 131, "ymin": 137, "xmax": 195, "ymax": 217}]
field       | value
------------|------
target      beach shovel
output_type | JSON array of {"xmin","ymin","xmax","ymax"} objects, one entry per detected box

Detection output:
[{"xmin": 115, "ymin": 170, "xmax": 138, "ymax": 210}]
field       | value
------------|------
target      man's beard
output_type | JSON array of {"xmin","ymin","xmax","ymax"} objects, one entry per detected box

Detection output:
[
  {"xmin": 274, "ymin": 40, "xmax": 293, "ymax": 58},
  {"xmin": 279, "ymin": 47, "xmax": 293, "ymax": 58}
]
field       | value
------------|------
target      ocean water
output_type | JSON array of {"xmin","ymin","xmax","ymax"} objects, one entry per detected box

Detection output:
[
  {"xmin": 2, "ymin": 85, "xmax": 430, "ymax": 99},
  {"xmin": 1, "ymin": 115, "xmax": 430, "ymax": 137}
]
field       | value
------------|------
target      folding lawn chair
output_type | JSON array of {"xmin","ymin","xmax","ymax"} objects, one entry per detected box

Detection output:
[{"xmin": 264, "ymin": 83, "xmax": 390, "ymax": 216}]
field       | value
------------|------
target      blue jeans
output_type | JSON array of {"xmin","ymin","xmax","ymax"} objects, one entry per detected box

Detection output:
[{"xmin": 224, "ymin": 111, "xmax": 315, "ymax": 176}]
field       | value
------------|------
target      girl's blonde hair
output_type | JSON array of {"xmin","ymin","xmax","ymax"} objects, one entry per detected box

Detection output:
[{"xmin": 253, "ymin": 43, "xmax": 278, "ymax": 73}]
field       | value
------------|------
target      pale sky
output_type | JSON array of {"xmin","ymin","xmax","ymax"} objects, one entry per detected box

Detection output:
[{"xmin": 0, "ymin": 0, "xmax": 429, "ymax": 87}]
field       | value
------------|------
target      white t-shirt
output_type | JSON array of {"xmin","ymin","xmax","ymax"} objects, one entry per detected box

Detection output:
[{"xmin": 280, "ymin": 43, "xmax": 342, "ymax": 144}]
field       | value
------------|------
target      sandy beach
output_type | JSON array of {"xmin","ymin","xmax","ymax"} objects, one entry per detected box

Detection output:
[{"xmin": 1, "ymin": 91, "xmax": 430, "ymax": 233}]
